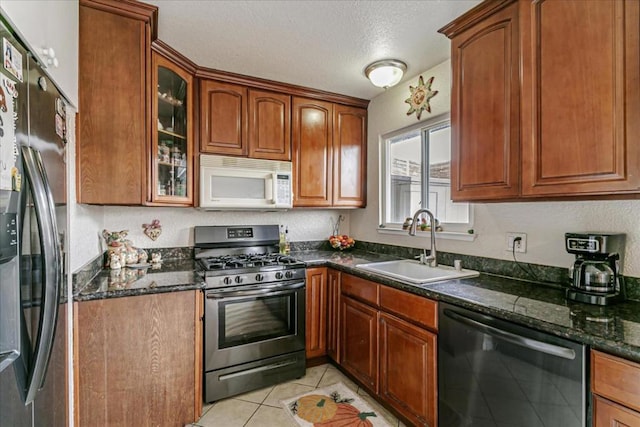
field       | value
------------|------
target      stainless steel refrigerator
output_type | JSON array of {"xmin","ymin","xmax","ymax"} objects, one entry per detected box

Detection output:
[{"xmin": 0, "ymin": 14, "xmax": 68, "ymax": 426}]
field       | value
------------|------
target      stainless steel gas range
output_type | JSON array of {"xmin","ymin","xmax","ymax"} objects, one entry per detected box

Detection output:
[{"xmin": 194, "ymin": 225, "xmax": 306, "ymax": 402}]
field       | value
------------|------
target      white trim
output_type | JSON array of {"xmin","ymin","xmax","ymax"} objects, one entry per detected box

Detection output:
[
  {"xmin": 379, "ymin": 114, "xmax": 472, "ymax": 230},
  {"xmin": 381, "ymin": 112, "xmax": 451, "ymax": 140},
  {"xmin": 377, "ymin": 227, "xmax": 477, "ymax": 242}
]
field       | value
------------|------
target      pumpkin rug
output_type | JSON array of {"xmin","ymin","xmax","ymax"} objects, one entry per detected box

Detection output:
[{"xmin": 282, "ymin": 382, "xmax": 393, "ymax": 427}]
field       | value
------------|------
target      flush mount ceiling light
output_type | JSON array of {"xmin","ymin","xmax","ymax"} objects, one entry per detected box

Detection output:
[{"xmin": 365, "ymin": 59, "xmax": 407, "ymax": 88}]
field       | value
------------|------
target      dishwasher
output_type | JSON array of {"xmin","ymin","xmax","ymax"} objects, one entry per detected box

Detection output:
[{"xmin": 438, "ymin": 303, "xmax": 587, "ymax": 427}]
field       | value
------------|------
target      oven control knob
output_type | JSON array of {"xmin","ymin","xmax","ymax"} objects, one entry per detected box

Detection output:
[
  {"xmin": 255, "ymin": 274, "xmax": 264, "ymax": 282},
  {"xmin": 275, "ymin": 272, "xmax": 284, "ymax": 280},
  {"xmin": 235, "ymin": 276, "xmax": 243, "ymax": 284},
  {"xmin": 285, "ymin": 271, "xmax": 293, "ymax": 279},
  {"xmin": 223, "ymin": 277, "xmax": 232, "ymax": 285}
]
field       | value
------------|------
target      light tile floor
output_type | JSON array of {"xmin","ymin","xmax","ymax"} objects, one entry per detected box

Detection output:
[{"xmin": 192, "ymin": 364, "xmax": 407, "ymax": 427}]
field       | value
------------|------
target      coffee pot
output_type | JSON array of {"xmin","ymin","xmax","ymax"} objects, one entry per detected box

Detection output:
[{"xmin": 565, "ymin": 232, "xmax": 626, "ymax": 305}]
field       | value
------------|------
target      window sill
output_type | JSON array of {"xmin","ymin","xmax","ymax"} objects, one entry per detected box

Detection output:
[{"xmin": 377, "ymin": 227, "xmax": 477, "ymax": 242}]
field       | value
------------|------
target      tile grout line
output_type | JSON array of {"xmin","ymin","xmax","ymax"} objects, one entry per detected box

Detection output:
[{"xmin": 241, "ymin": 403, "xmax": 263, "ymax": 427}]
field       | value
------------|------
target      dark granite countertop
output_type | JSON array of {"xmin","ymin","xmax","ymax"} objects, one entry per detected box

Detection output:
[
  {"xmin": 293, "ymin": 249, "xmax": 640, "ymax": 364},
  {"xmin": 74, "ymin": 259, "xmax": 204, "ymax": 301},
  {"xmin": 74, "ymin": 248, "xmax": 640, "ymax": 363}
]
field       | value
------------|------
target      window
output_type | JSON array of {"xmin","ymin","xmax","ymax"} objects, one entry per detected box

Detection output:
[{"xmin": 380, "ymin": 115, "xmax": 471, "ymax": 231}]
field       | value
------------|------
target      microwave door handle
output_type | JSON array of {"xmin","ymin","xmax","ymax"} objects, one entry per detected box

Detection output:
[
  {"xmin": 265, "ymin": 173, "xmax": 278, "ymax": 206},
  {"xmin": 21, "ymin": 147, "xmax": 62, "ymax": 404}
]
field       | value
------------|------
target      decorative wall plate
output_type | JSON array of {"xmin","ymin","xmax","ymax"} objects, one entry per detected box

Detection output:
[
  {"xmin": 405, "ymin": 75, "xmax": 438, "ymax": 120},
  {"xmin": 143, "ymin": 219, "xmax": 162, "ymax": 241}
]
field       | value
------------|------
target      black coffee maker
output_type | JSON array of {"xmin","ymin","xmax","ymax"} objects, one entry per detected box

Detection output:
[{"xmin": 565, "ymin": 232, "xmax": 626, "ymax": 305}]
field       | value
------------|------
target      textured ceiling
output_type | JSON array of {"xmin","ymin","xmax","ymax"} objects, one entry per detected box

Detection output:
[{"xmin": 142, "ymin": 0, "xmax": 480, "ymax": 100}]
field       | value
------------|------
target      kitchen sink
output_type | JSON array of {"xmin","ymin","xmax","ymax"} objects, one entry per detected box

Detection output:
[{"xmin": 356, "ymin": 259, "xmax": 479, "ymax": 284}]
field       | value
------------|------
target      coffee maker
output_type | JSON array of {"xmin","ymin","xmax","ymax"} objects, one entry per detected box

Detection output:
[{"xmin": 565, "ymin": 232, "xmax": 626, "ymax": 305}]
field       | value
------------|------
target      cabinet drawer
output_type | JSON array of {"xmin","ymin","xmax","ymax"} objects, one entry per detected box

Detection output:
[
  {"xmin": 341, "ymin": 274, "xmax": 379, "ymax": 306},
  {"xmin": 594, "ymin": 395, "xmax": 640, "ymax": 426},
  {"xmin": 380, "ymin": 286, "xmax": 437, "ymax": 332},
  {"xmin": 592, "ymin": 350, "xmax": 640, "ymax": 412}
]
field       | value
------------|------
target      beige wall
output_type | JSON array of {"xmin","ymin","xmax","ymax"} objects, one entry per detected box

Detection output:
[{"xmin": 350, "ymin": 59, "xmax": 640, "ymax": 277}]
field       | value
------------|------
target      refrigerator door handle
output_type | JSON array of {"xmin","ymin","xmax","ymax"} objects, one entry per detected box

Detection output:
[{"xmin": 20, "ymin": 146, "xmax": 61, "ymax": 404}]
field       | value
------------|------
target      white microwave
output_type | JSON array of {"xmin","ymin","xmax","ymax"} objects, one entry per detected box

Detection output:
[{"xmin": 199, "ymin": 154, "xmax": 293, "ymax": 210}]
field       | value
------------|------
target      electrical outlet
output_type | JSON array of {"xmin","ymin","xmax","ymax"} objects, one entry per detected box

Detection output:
[{"xmin": 506, "ymin": 232, "xmax": 527, "ymax": 253}]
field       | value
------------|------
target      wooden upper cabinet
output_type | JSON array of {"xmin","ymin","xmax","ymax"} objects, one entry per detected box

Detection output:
[
  {"xmin": 292, "ymin": 97, "xmax": 334, "ymax": 207},
  {"xmin": 441, "ymin": 0, "xmax": 640, "ymax": 201},
  {"xmin": 292, "ymin": 98, "xmax": 367, "ymax": 207},
  {"xmin": 78, "ymin": 0, "xmax": 156, "ymax": 205},
  {"xmin": 520, "ymin": 0, "xmax": 640, "ymax": 197},
  {"xmin": 199, "ymin": 83, "xmax": 294, "ymax": 161},
  {"xmin": 248, "ymin": 90, "xmax": 291, "ymax": 160},
  {"xmin": 333, "ymin": 105, "xmax": 367, "ymax": 207},
  {"xmin": 444, "ymin": 0, "xmax": 520, "ymax": 201},
  {"xmin": 199, "ymin": 80, "xmax": 248, "ymax": 156},
  {"xmin": 151, "ymin": 51, "xmax": 194, "ymax": 206}
]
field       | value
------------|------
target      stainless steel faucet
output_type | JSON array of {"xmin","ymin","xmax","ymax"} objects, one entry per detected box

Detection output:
[{"xmin": 408, "ymin": 208, "xmax": 438, "ymax": 267}]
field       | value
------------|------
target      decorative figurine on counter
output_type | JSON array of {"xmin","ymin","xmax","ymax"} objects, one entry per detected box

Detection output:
[
  {"xmin": 151, "ymin": 252, "xmax": 162, "ymax": 268},
  {"xmin": 138, "ymin": 250, "xmax": 148, "ymax": 263},
  {"xmin": 142, "ymin": 219, "xmax": 162, "ymax": 241},
  {"xmin": 109, "ymin": 252, "xmax": 122, "ymax": 269},
  {"xmin": 102, "ymin": 229, "xmax": 147, "ymax": 268}
]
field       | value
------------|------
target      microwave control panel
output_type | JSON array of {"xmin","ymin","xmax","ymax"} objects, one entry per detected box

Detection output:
[{"xmin": 276, "ymin": 174, "xmax": 292, "ymax": 206}]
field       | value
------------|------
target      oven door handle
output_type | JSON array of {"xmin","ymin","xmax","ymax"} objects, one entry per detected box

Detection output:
[{"xmin": 206, "ymin": 281, "xmax": 305, "ymax": 299}]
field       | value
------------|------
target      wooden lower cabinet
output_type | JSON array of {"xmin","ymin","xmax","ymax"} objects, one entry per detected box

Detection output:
[
  {"xmin": 336, "ymin": 273, "xmax": 438, "ymax": 426},
  {"xmin": 326, "ymin": 269, "xmax": 340, "ymax": 362},
  {"xmin": 340, "ymin": 295, "xmax": 378, "ymax": 393},
  {"xmin": 305, "ymin": 267, "xmax": 327, "ymax": 359},
  {"xmin": 594, "ymin": 395, "xmax": 640, "ymax": 426},
  {"xmin": 74, "ymin": 291, "xmax": 202, "ymax": 426},
  {"xmin": 592, "ymin": 349, "xmax": 640, "ymax": 426},
  {"xmin": 379, "ymin": 312, "xmax": 437, "ymax": 427}
]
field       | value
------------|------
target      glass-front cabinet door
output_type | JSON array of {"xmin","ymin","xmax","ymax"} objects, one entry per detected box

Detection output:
[{"xmin": 151, "ymin": 52, "xmax": 193, "ymax": 205}]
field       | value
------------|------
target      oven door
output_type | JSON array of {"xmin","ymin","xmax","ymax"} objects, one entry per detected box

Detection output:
[{"xmin": 204, "ymin": 280, "xmax": 305, "ymax": 372}]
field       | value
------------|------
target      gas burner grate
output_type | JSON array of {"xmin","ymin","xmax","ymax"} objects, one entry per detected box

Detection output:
[{"xmin": 198, "ymin": 253, "xmax": 304, "ymax": 271}]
